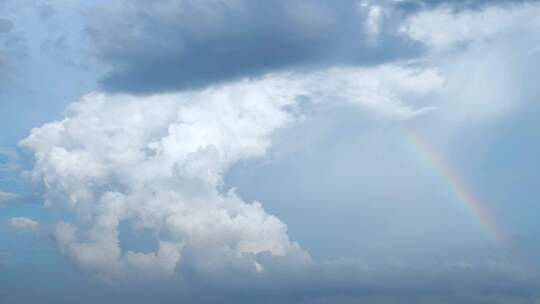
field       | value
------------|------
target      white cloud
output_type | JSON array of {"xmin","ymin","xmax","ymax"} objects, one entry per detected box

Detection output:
[
  {"xmin": 400, "ymin": 3, "xmax": 540, "ymax": 49},
  {"xmin": 395, "ymin": 2, "xmax": 540, "ymax": 126},
  {"xmin": 19, "ymin": 65, "xmax": 441, "ymax": 279},
  {"xmin": 9, "ymin": 217, "xmax": 39, "ymax": 231}
]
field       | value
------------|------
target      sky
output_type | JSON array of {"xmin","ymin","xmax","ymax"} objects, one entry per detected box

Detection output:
[{"xmin": 1, "ymin": 0, "xmax": 540, "ymax": 303}]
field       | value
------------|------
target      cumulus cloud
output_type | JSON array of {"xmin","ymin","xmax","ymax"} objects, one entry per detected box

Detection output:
[
  {"xmin": 22, "ymin": 86, "xmax": 305, "ymax": 277},
  {"xmin": 9, "ymin": 217, "xmax": 39, "ymax": 231},
  {"xmin": 20, "ymin": 63, "xmax": 441, "ymax": 279}
]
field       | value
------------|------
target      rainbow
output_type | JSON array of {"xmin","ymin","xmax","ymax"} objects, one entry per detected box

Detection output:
[{"xmin": 402, "ymin": 125, "xmax": 509, "ymax": 248}]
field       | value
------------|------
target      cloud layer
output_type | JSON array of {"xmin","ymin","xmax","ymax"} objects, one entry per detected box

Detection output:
[{"xmin": 87, "ymin": 0, "xmax": 421, "ymax": 93}]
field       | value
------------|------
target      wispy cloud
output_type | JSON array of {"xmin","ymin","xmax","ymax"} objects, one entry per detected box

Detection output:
[
  {"xmin": 8, "ymin": 217, "xmax": 39, "ymax": 231},
  {"xmin": 0, "ymin": 190, "xmax": 18, "ymax": 206}
]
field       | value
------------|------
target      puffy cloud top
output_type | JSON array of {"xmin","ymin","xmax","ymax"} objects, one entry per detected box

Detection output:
[
  {"xmin": 21, "ymin": 83, "xmax": 303, "ymax": 277},
  {"xmin": 20, "ymin": 64, "xmax": 441, "ymax": 278}
]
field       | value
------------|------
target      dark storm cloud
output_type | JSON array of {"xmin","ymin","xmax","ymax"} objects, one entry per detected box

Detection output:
[
  {"xmin": 87, "ymin": 0, "xmax": 540, "ymax": 94},
  {"xmin": 87, "ymin": 0, "xmax": 422, "ymax": 94}
]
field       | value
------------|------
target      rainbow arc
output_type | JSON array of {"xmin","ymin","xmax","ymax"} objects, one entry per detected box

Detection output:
[{"xmin": 402, "ymin": 125, "xmax": 509, "ymax": 249}]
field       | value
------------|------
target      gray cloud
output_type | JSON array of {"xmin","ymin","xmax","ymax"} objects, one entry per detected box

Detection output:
[
  {"xmin": 87, "ymin": 0, "xmax": 420, "ymax": 94},
  {"xmin": 1, "ymin": 253, "xmax": 535, "ymax": 304},
  {"xmin": 86, "ymin": 0, "xmax": 539, "ymax": 94}
]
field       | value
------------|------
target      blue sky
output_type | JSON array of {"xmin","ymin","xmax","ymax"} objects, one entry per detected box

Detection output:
[{"xmin": 2, "ymin": 1, "xmax": 540, "ymax": 303}]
